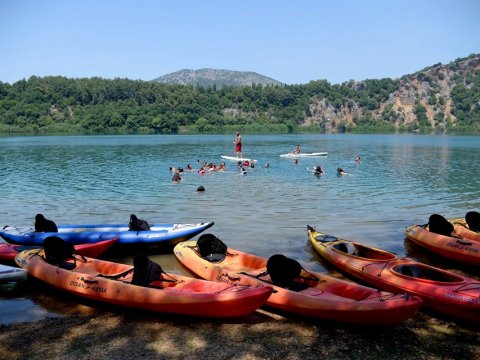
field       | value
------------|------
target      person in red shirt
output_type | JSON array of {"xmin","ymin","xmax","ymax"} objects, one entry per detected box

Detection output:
[{"xmin": 234, "ymin": 132, "xmax": 242, "ymax": 158}]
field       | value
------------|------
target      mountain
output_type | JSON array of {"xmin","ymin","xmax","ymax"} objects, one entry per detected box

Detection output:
[
  {"xmin": 151, "ymin": 68, "xmax": 283, "ymax": 88},
  {"xmin": 301, "ymin": 54, "xmax": 480, "ymax": 132}
]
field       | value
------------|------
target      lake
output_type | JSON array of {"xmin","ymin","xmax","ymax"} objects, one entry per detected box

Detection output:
[{"xmin": 0, "ymin": 133, "xmax": 479, "ymax": 324}]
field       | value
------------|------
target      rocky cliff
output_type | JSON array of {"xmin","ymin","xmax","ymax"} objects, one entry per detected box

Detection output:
[{"xmin": 303, "ymin": 54, "xmax": 480, "ymax": 132}]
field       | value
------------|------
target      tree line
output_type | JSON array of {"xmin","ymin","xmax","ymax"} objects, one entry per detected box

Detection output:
[{"xmin": 0, "ymin": 68, "xmax": 478, "ymax": 135}]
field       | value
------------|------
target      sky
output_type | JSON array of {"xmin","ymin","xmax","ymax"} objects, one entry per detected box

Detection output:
[{"xmin": 0, "ymin": 0, "xmax": 479, "ymax": 85}]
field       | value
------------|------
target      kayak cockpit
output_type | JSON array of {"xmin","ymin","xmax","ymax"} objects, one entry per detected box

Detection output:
[
  {"xmin": 333, "ymin": 242, "xmax": 396, "ymax": 261},
  {"xmin": 393, "ymin": 264, "xmax": 465, "ymax": 283}
]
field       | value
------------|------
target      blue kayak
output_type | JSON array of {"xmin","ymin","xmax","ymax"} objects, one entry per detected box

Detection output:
[{"xmin": 0, "ymin": 221, "xmax": 214, "ymax": 246}]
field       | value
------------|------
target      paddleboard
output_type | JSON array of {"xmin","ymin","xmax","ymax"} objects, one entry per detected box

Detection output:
[
  {"xmin": 0, "ymin": 264, "xmax": 27, "ymax": 282},
  {"xmin": 221, "ymin": 155, "xmax": 257, "ymax": 163},
  {"xmin": 280, "ymin": 152, "xmax": 328, "ymax": 158}
]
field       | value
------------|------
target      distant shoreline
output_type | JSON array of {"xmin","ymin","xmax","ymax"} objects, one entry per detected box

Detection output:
[{"xmin": 1, "ymin": 128, "xmax": 479, "ymax": 136}]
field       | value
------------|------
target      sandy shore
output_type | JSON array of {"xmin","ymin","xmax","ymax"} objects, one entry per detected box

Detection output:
[{"xmin": 0, "ymin": 308, "xmax": 479, "ymax": 360}]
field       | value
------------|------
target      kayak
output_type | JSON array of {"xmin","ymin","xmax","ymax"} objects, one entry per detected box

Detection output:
[
  {"xmin": 15, "ymin": 249, "xmax": 273, "ymax": 318},
  {"xmin": 307, "ymin": 226, "xmax": 480, "ymax": 323},
  {"xmin": 0, "ymin": 238, "xmax": 117, "ymax": 264},
  {"xmin": 450, "ymin": 218, "xmax": 480, "ymax": 242},
  {"xmin": 0, "ymin": 222, "xmax": 214, "ymax": 246},
  {"xmin": 174, "ymin": 239, "xmax": 422, "ymax": 326},
  {"xmin": 220, "ymin": 155, "xmax": 257, "ymax": 163},
  {"xmin": 404, "ymin": 223, "xmax": 480, "ymax": 266},
  {"xmin": 0, "ymin": 264, "xmax": 27, "ymax": 282},
  {"xmin": 280, "ymin": 152, "xmax": 328, "ymax": 158}
]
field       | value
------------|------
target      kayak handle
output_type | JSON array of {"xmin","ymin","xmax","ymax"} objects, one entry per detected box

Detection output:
[
  {"xmin": 81, "ymin": 278, "xmax": 99, "ymax": 285},
  {"xmin": 456, "ymin": 238, "xmax": 473, "ymax": 246}
]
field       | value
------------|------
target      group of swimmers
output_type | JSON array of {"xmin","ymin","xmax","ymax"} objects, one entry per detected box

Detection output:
[
  {"xmin": 170, "ymin": 152, "xmax": 360, "ymax": 181},
  {"xmin": 313, "ymin": 155, "xmax": 360, "ymax": 176},
  {"xmin": 195, "ymin": 161, "xmax": 228, "ymax": 175},
  {"xmin": 236, "ymin": 159, "xmax": 257, "ymax": 175},
  {"xmin": 311, "ymin": 155, "xmax": 360, "ymax": 177},
  {"xmin": 311, "ymin": 166, "xmax": 349, "ymax": 177},
  {"xmin": 170, "ymin": 159, "xmax": 243, "ymax": 181}
]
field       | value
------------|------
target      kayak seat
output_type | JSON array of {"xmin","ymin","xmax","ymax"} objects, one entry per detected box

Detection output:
[
  {"xmin": 197, "ymin": 234, "xmax": 227, "ymax": 262},
  {"xmin": 334, "ymin": 242, "xmax": 356, "ymax": 255},
  {"xmin": 266, "ymin": 254, "xmax": 310, "ymax": 291},
  {"xmin": 131, "ymin": 255, "xmax": 163, "ymax": 287},
  {"xmin": 43, "ymin": 236, "xmax": 76, "ymax": 270},
  {"xmin": 336, "ymin": 243, "xmax": 349, "ymax": 254},
  {"xmin": 128, "ymin": 214, "xmax": 150, "ymax": 231},
  {"xmin": 428, "ymin": 214, "xmax": 454, "ymax": 236},
  {"xmin": 466, "ymin": 211, "xmax": 480, "ymax": 232}
]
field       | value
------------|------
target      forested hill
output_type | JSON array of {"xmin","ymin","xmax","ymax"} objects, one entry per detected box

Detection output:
[
  {"xmin": 151, "ymin": 69, "xmax": 282, "ymax": 88},
  {"xmin": 0, "ymin": 54, "xmax": 479, "ymax": 134}
]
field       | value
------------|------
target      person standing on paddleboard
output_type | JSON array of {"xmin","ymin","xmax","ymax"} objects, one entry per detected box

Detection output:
[{"xmin": 234, "ymin": 132, "xmax": 242, "ymax": 158}]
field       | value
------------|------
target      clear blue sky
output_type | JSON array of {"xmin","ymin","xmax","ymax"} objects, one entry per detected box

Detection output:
[{"xmin": 0, "ymin": 0, "xmax": 478, "ymax": 85}]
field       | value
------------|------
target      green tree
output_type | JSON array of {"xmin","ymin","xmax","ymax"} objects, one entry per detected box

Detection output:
[{"xmin": 414, "ymin": 102, "xmax": 430, "ymax": 128}]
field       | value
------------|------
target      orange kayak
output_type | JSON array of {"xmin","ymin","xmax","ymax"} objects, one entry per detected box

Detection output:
[
  {"xmin": 15, "ymin": 249, "xmax": 272, "ymax": 318},
  {"xmin": 174, "ymin": 240, "xmax": 422, "ymax": 326},
  {"xmin": 451, "ymin": 218, "xmax": 480, "ymax": 242},
  {"xmin": 404, "ymin": 223, "xmax": 480, "ymax": 266},
  {"xmin": 308, "ymin": 226, "xmax": 480, "ymax": 324},
  {"xmin": 0, "ymin": 238, "xmax": 117, "ymax": 264}
]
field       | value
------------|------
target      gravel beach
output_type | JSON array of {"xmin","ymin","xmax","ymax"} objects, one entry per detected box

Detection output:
[{"xmin": 0, "ymin": 307, "xmax": 479, "ymax": 360}]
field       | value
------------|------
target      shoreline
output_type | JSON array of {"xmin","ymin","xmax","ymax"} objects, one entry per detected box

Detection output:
[{"xmin": 0, "ymin": 308, "xmax": 478, "ymax": 360}]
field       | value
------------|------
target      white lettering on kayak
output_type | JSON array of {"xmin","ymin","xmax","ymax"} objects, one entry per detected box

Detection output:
[
  {"xmin": 445, "ymin": 292, "xmax": 479, "ymax": 304},
  {"xmin": 146, "ymin": 233, "xmax": 168, "ymax": 239}
]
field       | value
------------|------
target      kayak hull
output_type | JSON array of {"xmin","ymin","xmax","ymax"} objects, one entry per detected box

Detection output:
[
  {"xmin": 0, "ymin": 264, "xmax": 27, "ymax": 282},
  {"xmin": 15, "ymin": 249, "xmax": 272, "ymax": 318},
  {"xmin": 0, "ymin": 238, "xmax": 117, "ymax": 264},
  {"xmin": 174, "ymin": 240, "xmax": 421, "ymax": 326},
  {"xmin": 308, "ymin": 227, "xmax": 480, "ymax": 324},
  {"xmin": 404, "ymin": 224, "xmax": 480, "ymax": 266},
  {"xmin": 0, "ymin": 222, "xmax": 214, "ymax": 246}
]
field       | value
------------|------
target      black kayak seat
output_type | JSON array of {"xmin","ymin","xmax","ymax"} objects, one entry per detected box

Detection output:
[
  {"xmin": 196, "ymin": 234, "xmax": 227, "ymax": 262},
  {"xmin": 466, "ymin": 211, "xmax": 480, "ymax": 232},
  {"xmin": 43, "ymin": 236, "xmax": 75, "ymax": 270}
]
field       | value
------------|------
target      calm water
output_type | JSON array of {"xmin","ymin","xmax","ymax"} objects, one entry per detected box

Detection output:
[{"xmin": 1, "ymin": 134, "xmax": 479, "ymax": 324}]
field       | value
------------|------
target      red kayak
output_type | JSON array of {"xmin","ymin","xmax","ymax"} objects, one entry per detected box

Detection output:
[
  {"xmin": 308, "ymin": 226, "xmax": 480, "ymax": 324},
  {"xmin": 452, "ymin": 219, "xmax": 480, "ymax": 243},
  {"xmin": 0, "ymin": 238, "xmax": 117, "ymax": 264},
  {"xmin": 404, "ymin": 222, "xmax": 480, "ymax": 266},
  {"xmin": 174, "ymin": 239, "xmax": 421, "ymax": 326},
  {"xmin": 15, "ymin": 249, "xmax": 272, "ymax": 318}
]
